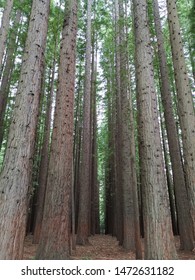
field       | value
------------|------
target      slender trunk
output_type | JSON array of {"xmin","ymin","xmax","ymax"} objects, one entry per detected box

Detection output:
[
  {"xmin": 33, "ymin": 59, "xmax": 56, "ymax": 244},
  {"xmin": 124, "ymin": 0, "xmax": 142, "ymax": 258},
  {"xmin": 153, "ymin": 0, "xmax": 195, "ymax": 250},
  {"xmin": 76, "ymin": 0, "xmax": 93, "ymax": 245},
  {"xmin": 0, "ymin": 9, "xmax": 22, "ymax": 150},
  {"xmin": 159, "ymin": 103, "xmax": 178, "ymax": 235},
  {"xmin": 118, "ymin": 0, "xmax": 135, "ymax": 251},
  {"xmin": 73, "ymin": 62, "xmax": 83, "ymax": 234},
  {"xmin": 114, "ymin": 0, "xmax": 123, "ymax": 245},
  {"xmin": 91, "ymin": 29, "xmax": 99, "ymax": 235},
  {"xmin": 105, "ymin": 72, "xmax": 115, "ymax": 235},
  {"xmin": 166, "ymin": 0, "xmax": 195, "ymax": 237},
  {"xmin": 0, "ymin": 0, "xmax": 14, "ymax": 73}
]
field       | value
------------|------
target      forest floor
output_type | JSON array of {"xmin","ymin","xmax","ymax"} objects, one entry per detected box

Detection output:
[{"xmin": 23, "ymin": 234, "xmax": 195, "ymax": 260}]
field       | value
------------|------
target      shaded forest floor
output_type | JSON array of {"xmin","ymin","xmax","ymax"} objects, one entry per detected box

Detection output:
[{"xmin": 23, "ymin": 234, "xmax": 195, "ymax": 260}]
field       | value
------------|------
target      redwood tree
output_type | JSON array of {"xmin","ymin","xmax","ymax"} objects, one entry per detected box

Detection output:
[
  {"xmin": 36, "ymin": 0, "xmax": 78, "ymax": 259},
  {"xmin": 0, "ymin": 8, "xmax": 22, "ymax": 150},
  {"xmin": 118, "ymin": 0, "xmax": 135, "ymax": 251},
  {"xmin": 133, "ymin": 0, "xmax": 177, "ymax": 259},
  {"xmin": 0, "ymin": 0, "xmax": 50, "ymax": 260},
  {"xmin": 0, "ymin": 0, "xmax": 14, "ymax": 73},
  {"xmin": 153, "ymin": 0, "xmax": 195, "ymax": 250},
  {"xmin": 76, "ymin": 0, "xmax": 93, "ymax": 245},
  {"xmin": 166, "ymin": 0, "xmax": 195, "ymax": 236}
]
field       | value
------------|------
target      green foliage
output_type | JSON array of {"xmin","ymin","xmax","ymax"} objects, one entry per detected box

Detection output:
[
  {"xmin": 176, "ymin": 0, "xmax": 195, "ymax": 87},
  {"xmin": 0, "ymin": 0, "xmax": 5, "ymax": 8},
  {"xmin": 13, "ymin": 0, "xmax": 32, "ymax": 14},
  {"xmin": 97, "ymin": 120, "xmax": 109, "ymax": 230},
  {"xmin": 189, "ymin": 0, "xmax": 195, "ymax": 55},
  {"xmin": 0, "ymin": 0, "xmax": 32, "ymax": 165}
]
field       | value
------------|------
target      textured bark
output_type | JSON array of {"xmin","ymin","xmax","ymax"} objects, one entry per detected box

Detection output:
[
  {"xmin": 0, "ymin": 0, "xmax": 14, "ymax": 73},
  {"xmin": 0, "ymin": 9, "xmax": 22, "ymax": 150},
  {"xmin": 36, "ymin": 0, "xmax": 78, "ymax": 259},
  {"xmin": 114, "ymin": 0, "xmax": 123, "ymax": 245},
  {"xmin": 73, "ymin": 61, "xmax": 83, "ymax": 234},
  {"xmin": 118, "ymin": 0, "xmax": 135, "ymax": 251},
  {"xmin": 166, "ymin": 0, "xmax": 195, "ymax": 237},
  {"xmin": 188, "ymin": 41, "xmax": 195, "ymax": 84},
  {"xmin": 153, "ymin": 0, "xmax": 195, "ymax": 250},
  {"xmin": 0, "ymin": 0, "xmax": 50, "ymax": 260},
  {"xmin": 76, "ymin": 0, "xmax": 92, "ymax": 245},
  {"xmin": 33, "ymin": 59, "xmax": 56, "ymax": 244},
  {"xmin": 112, "ymin": 99, "xmax": 117, "ymax": 237},
  {"xmin": 129, "ymin": 93, "xmax": 143, "ymax": 259},
  {"xmin": 133, "ymin": 0, "xmax": 177, "ymax": 259},
  {"xmin": 74, "ymin": 111, "xmax": 82, "ymax": 235},
  {"xmin": 159, "ymin": 109, "xmax": 178, "ymax": 236},
  {"xmin": 105, "ymin": 72, "xmax": 115, "ymax": 235},
  {"xmin": 124, "ymin": 0, "xmax": 142, "ymax": 256},
  {"xmin": 90, "ymin": 32, "xmax": 99, "ymax": 235}
]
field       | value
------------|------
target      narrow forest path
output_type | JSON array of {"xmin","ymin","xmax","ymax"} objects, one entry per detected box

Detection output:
[
  {"xmin": 71, "ymin": 235, "xmax": 135, "ymax": 260},
  {"xmin": 23, "ymin": 235, "xmax": 195, "ymax": 260}
]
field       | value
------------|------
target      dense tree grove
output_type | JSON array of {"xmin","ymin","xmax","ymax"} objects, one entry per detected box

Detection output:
[{"xmin": 0, "ymin": 0, "xmax": 194, "ymax": 260}]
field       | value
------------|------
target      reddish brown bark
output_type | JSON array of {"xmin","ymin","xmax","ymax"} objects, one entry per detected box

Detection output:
[
  {"xmin": 166, "ymin": 0, "xmax": 195, "ymax": 237},
  {"xmin": 0, "ymin": 0, "xmax": 50, "ymax": 259},
  {"xmin": 133, "ymin": 0, "xmax": 177, "ymax": 259},
  {"xmin": 153, "ymin": 0, "xmax": 194, "ymax": 250},
  {"xmin": 76, "ymin": 0, "xmax": 93, "ymax": 245},
  {"xmin": 33, "ymin": 58, "xmax": 56, "ymax": 244},
  {"xmin": 36, "ymin": 0, "xmax": 78, "ymax": 259}
]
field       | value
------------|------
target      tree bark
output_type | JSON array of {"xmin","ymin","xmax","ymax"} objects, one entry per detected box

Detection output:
[
  {"xmin": 33, "ymin": 58, "xmax": 56, "ymax": 244},
  {"xmin": 124, "ymin": 0, "xmax": 142, "ymax": 257},
  {"xmin": 0, "ymin": 0, "xmax": 14, "ymax": 74},
  {"xmin": 0, "ymin": 9, "xmax": 22, "ymax": 150},
  {"xmin": 153, "ymin": 0, "xmax": 195, "ymax": 250},
  {"xmin": 36, "ymin": 0, "xmax": 78, "ymax": 259},
  {"xmin": 105, "ymin": 68, "xmax": 116, "ymax": 235},
  {"xmin": 113, "ymin": 0, "xmax": 124, "ymax": 245},
  {"xmin": 90, "ymin": 28, "xmax": 99, "ymax": 235},
  {"xmin": 159, "ymin": 107, "xmax": 178, "ymax": 236},
  {"xmin": 76, "ymin": 0, "xmax": 93, "ymax": 245},
  {"xmin": 166, "ymin": 0, "xmax": 195, "ymax": 237},
  {"xmin": 118, "ymin": 0, "xmax": 135, "ymax": 251},
  {"xmin": 0, "ymin": 0, "xmax": 50, "ymax": 260},
  {"xmin": 133, "ymin": 0, "xmax": 177, "ymax": 259}
]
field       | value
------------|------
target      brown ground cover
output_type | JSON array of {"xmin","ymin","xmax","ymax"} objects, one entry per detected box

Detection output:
[{"xmin": 23, "ymin": 234, "xmax": 195, "ymax": 260}]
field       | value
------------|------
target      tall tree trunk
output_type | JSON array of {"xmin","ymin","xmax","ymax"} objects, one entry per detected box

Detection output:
[
  {"xmin": 0, "ymin": 9, "xmax": 22, "ymax": 150},
  {"xmin": 153, "ymin": 0, "xmax": 195, "ymax": 250},
  {"xmin": 129, "ymin": 92, "xmax": 143, "ymax": 259},
  {"xmin": 105, "ymin": 70, "xmax": 115, "ymax": 235},
  {"xmin": 0, "ymin": 0, "xmax": 14, "ymax": 73},
  {"xmin": 166, "ymin": 0, "xmax": 195, "ymax": 237},
  {"xmin": 133, "ymin": 0, "xmax": 177, "ymax": 259},
  {"xmin": 73, "ymin": 60, "xmax": 83, "ymax": 234},
  {"xmin": 159, "ymin": 107, "xmax": 178, "ymax": 236},
  {"xmin": 124, "ymin": 3, "xmax": 142, "ymax": 255},
  {"xmin": 91, "ymin": 29, "xmax": 99, "ymax": 235},
  {"xmin": 74, "ymin": 114, "xmax": 82, "ymax": 235},
  {"xmin": 76, "ymin": 0, "xmax": 93, "ymax": 245},
  {"xmin": 33, "ymin": 58, "xmax": 56, "ymax": 244},
  {"xmin": 0, "ymin": 0, "xmax": 50, "ymax": 260},
  {"xmin": 36, "ymin": 0, "xmax": 78, "ymax": 260},
  {"xmin": 118, "ymin": 0, "xmax": 135, "ymax": 251},
  {"xmin": 114, "ymin": 0, "xmax": 123, "ymax": 245},
  {"xmin": 189, "ymin": 0, "xmax": 195, "ymax": 82}
]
